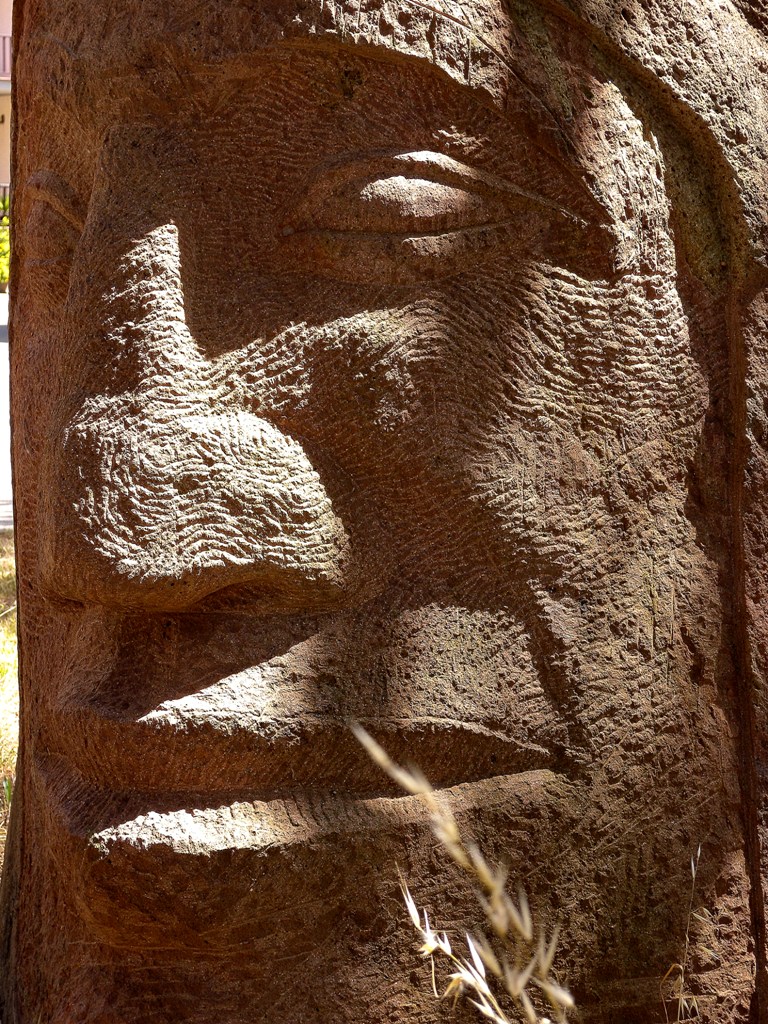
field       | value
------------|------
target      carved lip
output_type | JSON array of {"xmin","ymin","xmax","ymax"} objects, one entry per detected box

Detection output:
[
  {"xmin": 41, "ymin": 763, "xmax": 570, "ymax": 952},
  {"xmin": 40, "ymin": 753, "xmax": 566, "ymax": 853},
  {"xmin": 42, "ymin": 708, "xmax": 568, "ymax": 797}
]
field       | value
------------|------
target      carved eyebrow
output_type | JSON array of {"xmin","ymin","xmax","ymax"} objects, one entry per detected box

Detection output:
[
  {"xmin": 389, "ymin": 0, "xmax": 549, "ymax": 115},
  {"xmin": 29, "ymin": 1, "xmax": 538, "ymax": 125},
  {"xmin": 25, "ymin": 170, "xmax": 87, "ymax": 233}
]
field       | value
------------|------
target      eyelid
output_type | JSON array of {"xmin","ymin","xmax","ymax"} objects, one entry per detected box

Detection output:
[
  {"xmin": 281, "ymin": 149, "xmax": 617, "ymax": 285},
  {"xmin": 287, "ymin": 150, "xmax": 601, "ymax": 236},
  {"xmin": 388, "ymin": 151, "xmax": 588, "ymax": 224}
]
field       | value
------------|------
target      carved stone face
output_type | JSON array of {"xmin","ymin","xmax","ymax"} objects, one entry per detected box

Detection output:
[{"xmin": 3, "ymin": 3, "xmax": 758, "ymax": 1022}]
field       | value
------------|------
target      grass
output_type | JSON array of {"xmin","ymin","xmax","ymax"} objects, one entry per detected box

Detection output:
[
  {"xmin": 661, "ymin": 845, "xmax": 703, "ymax": 1023},
  {"xmin": 0, "ymin": 194, "xmax": 10, "ymax": 288},
  {"xmin": 353, "ymin": 724, "xmax": 573, "ymax": 1024},
  {"xmin": 353, "ymin": 727, "xmax": 705, "ymax": 1024},
  {"xmin": 0, "ymin": 528, "xmax": 17, "ymax": 862}
]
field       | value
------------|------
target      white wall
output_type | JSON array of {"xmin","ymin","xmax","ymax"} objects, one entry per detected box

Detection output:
[
  {"xmin": 0, "ymin": 0, "xmax": 9, "ymax": 187},
  {"xmin": 0, "ymin": 0, "xmax": 11, "ymax": 40}
]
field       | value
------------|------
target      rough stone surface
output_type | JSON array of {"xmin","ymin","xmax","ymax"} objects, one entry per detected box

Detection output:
[{"xmin": 2, "ymin": 0, "xmax": 768, "ymax": 1021}]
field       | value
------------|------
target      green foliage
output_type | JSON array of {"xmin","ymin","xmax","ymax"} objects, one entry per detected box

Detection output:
[{"xmin": 0, "ymin": 192, "xmax": 10, "ymax": 287}]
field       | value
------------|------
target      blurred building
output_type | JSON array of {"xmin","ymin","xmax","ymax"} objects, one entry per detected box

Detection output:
[{"xmin": 0, "ymin": 0, "xmax": 9, "ymax": 197}]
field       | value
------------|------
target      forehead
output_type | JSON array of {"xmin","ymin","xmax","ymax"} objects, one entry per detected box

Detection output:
[
  {"xmin": 29, "ymin": 0, "xmax": 568, "ymax": 130},
  {"xmin": 33, "ymin": 0, "xmax": 509, "ymax": 78}
]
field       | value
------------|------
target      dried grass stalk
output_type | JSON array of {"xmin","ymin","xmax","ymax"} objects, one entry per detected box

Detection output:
[{"xmin": 352, "ymin": 723, "xmax": 573, "ymax": 1024}]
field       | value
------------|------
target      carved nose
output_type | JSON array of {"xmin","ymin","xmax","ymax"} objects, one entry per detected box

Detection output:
[{"xmin": 41, "ymin": 406, "xmax": 353, "ymax": 612}]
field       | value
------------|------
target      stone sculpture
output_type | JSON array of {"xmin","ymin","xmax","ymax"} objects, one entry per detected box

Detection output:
[{"xmin": 3, "ymin": 0, "xmax": 768, "ymax": 1020}]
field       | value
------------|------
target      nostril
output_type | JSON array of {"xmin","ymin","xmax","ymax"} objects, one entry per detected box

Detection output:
[{"xmin": 41, "ymin": 407, "xmax": 355, "ymax": 613}]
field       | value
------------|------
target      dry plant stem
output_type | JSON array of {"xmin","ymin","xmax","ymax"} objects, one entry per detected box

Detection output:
[
  {"xmin": 661, "ymin": 844, "xmax": 702, "ymax": 1024},
  {"xmin": 351, "ymin": 723, "xmax": 574, "ymax": 1024}
]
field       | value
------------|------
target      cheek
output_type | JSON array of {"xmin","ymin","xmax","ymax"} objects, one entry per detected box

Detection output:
[
  {"xmin": 224, "ymin": 270, "xmax": 699, "ymax": 469},
  {"xmin": 223, "ymin": 289, "xmax": 504, "ymax": 441},
  {"xmin": 484, "ymin": 272, "xmax": 701, "ymax": 444},
  {"xmin": 460, "ymin": 275, "xmax": 706, "ymax": 556}
]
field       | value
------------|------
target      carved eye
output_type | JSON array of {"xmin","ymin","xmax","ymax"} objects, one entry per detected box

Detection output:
[
  {"xmin": 23, "ymin": 171, "xmax": 85, "ymax": 306},
  {"xmin": 297, "ymin": 173, "xmax": 508, "ymax": 235},
  {"xmin": 281, "ymin": 151, "xmax": 614, "ymax": 284}
]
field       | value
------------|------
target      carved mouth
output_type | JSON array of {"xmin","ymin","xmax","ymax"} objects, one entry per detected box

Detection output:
[
  {"xmin": 39, "ymin": 759, "xmax": 571, "ymax": 952},
  {"xmin": 36, "ymin": 608, "xmax": 576, "ymax": 955},
  {"xmin": 42, "ymin": 709, "xmax": 566, "ymax": 796},
  {"xmin": 39, "ymin": 594, "xmax": 575, "ymax": 797}
]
